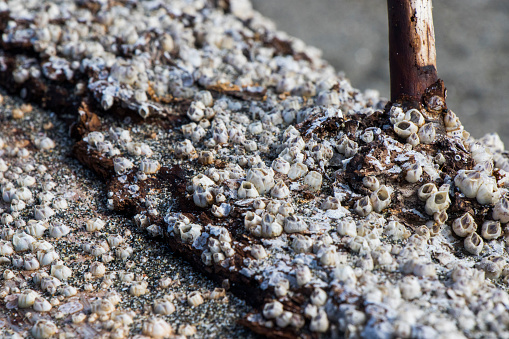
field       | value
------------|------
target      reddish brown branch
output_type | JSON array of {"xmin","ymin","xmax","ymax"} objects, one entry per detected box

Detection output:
[{"xmin": 387, "ymin": 0, "xmax": 438, "ymax": 103}]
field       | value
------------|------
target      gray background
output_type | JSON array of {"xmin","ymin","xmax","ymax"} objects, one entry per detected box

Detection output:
[{"xmin": 252, "ymin": 0, "xmax": 509, "ymax": 145}]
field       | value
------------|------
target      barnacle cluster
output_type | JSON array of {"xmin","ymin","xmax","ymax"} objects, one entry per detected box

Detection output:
[{"xmin": 2, "ymin": 0, "xmax": 509, "ymax": 338}]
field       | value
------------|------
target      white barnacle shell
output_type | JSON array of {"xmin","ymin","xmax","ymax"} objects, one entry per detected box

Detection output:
[
  {"xmin": 195, "ymin": 90, "xmax": 213, "ymax": 107},
  {"xmin": 109, "ymin": 128, "xmax": 131, "ymax": 143},
  {"xmin": 318, "ymin": 246, "xmax": 336, "ymax": 266},
  {"xmin": 404, "ymin": 109, "xmax": 425, "ymax": 127},
  {"xmin": 187, "ymin": 101, "xmax": 206, "ymax": 122},
  {"xmin": 272, "ymin": 158, "xmax": 291, "ymax": 175},
  {"xmin": 349, "ymin": 236, "xmax": 370, "ymax": 253},
  {"xmin": 34, "ymin": 137, "xmax": 55, "ymax": 150},
  {"xmin": 278, "ymin": 202, "xmax": 294, "ymax": 217},
  {"xmin": 387, "ymin": 224, "xmax": 412, "ymax": 243},
  {"xmin": 31, "ymin": 319, "xmax": 57, "ymax": 339},
  {"xmin": 211, "ymin": 203, "xmax": 231, "ymax": 218},
  {"xmin": 96, "ymin": 140, "xmax": 113, "ymax": 154},
  {"xmin": 452, "ymin": 213, "xmax": 477, "ymax": 237},
  {"xmin": 178, "ymin": 224, "xmax": 202, "ymax": 243},
  {"xmin": 321, "ymin": 196, "xmax": 340, "ymax": 210},
  {"xmin": 38, "ymin": 191, "xmax": 55, "ymax": 204},
  {"xmin": 191, "ymin": 174, "xmax": 216, "ymax": 192},
  {"xmin": 142, "ymin": 318, "xmax": 173, "ymax": 339},
  {"xmin": 360, "ymin": 130, "xmax": 374, "ymax": 143},
  {"xmin": 37, "ymin": 250, "xmax": 59, "ymax": 266},
  {"xmin": 187, "ymin": 291, "xmax": 204, "ymax": 307},
  {"xmin": 493, "ymin": 198, "xmax": 509, "ymax": 223},
  {"xmin": 26, "ymin": 221, "xmax": 47, "ymax": 238},
  {"xmin": 84, "ymin": 131, "xmax": 104, "ymax": 147},
  {"xmin": 394, "ymin": 121, "xmax": 418, "ymax": 138},
  {"xmin": 51, "ymin": 262, "xmax": 72, "ymax": 281},
  {"xmin": 454, "ymin": 170, "xmax": 482, "ymax": 198},
  {"xmin": 198, "ymin": 150, "xmax": 215, "ymax": 165},
  {"xmin": 23, "ymin": 254, "xmax": 40, "ymax": 271},
  {"xmin": 334, "ymin": 264, "xmax": 357, "ymax": 284},
  {"xmin": 425, "ymin": 191, "xmax": 450, "ymax": 215},
  {"xmin": 213, "ymin": 252, "xmax": 226, "ymax": 263},
  {"xmin": 251, "ymin": 244, "xmax": 268, "ymax": 260},
  {"xmin": 263, "ymin": 300, "xmax": 284, "ymax": 319},
  {"xmin": 201, "ymin": 251, "xmax": 212, "ymax": 266},
  {"xmin": 115, "ymin": 246, "xmax": 133, "ymax": 261},
  {"xmin": 0, "ymin": 240, "xmax": 14, "ymax": 255},
  {"xmin": 291, "ymin": 234, "xmax": 313, "ymax": 254},
  {"xmin": 316, "ymin": 91, "xmax": 340, "ymax": 106},
  {"xmin": 90, "ymin": 300, "xmax": 115, "ymax": 320},
  {"xmin": 153, "ymin": 298, "xmax": 176, "ymax": 315},
  {"xmin": 259, "ymin": 213, "xmax": 283, "ymax": 238},
  {"xmin": 283, "ymin": 215, "xmax": 307, "ymax": 233},
  {"xmin": 238, "ymin": 181, "xmax": 259, "ymax": 199},
  {"xmin": 304, "ymin": 171, "xmax": 322, "ymax": 191},
  {"xmin": 1, "ymin": 213, "xmax": 13, "ymax": 225},
  {"xmin": 295, "ymin": 265, "xmax": 312, "ymax": 286},
  {"xmin": 417, "ymin": 183, "xmax": 437, "ymax": 201},
  {"xmin": 337, "ymin": 219, "xmax": 357, "ymax": 237},
  {"xmin": 418, "ymin": 123, "xmax": 436, "ymax": 144},
  {"xmin": 310, "ymin": 288, "xmax": 328, "ymax": 306},
  {"xmin": 399, "ymin": 276, "xmax": 422, "ymax": 300},
  {"xmin": 444, "ymin": 110, "xmax": 462, "ymax": 131},
  {"xmin": 248, "ymin": 121, "xmax": 264, "ymax": 135},
  {"xmin": 193, "ymin": 184, "xmax": 214, "ymax": 208},
  {"xmin": 244, "ymin": 211, "xmax": 262, "ymax": 231},
  {"xmin": 287, "ymin": 162, "xmax": 308, "ymax": 181},
  {"xmin": 18, "ymin": 175, "xmax": 36, "ymax": 187},
  {"xmin": 113, "ymin": 157, "xmax": 134, "ymax": 174},
  {"xmin": 107, "ymin": 234, "xmax": 124, "ymax": 248},
  {"xmin": 52, "ymin": 198, "xmax": 68, "ymax": 210},
  {"xmin": 246, "ymin": 168, "xmax": 275, "ymax": 195},
  {"xmin": 139, "ymin": 158, "xmax": 161, "ymax": 174},
  {"xmin": 464, "ymin": 232, "xmax": 484, "ymax": 255},
  {"xmin": 130, "ymin": 281, "xmax": 148, "ymax": 296},
  {"xmin": 276, "ymin": 311, "xmax": 294, "ymax": 328},
  {"xmin": 274, "ymin": 279, "xmax": 290, "ymax": 297},
  {"xmin": 405, "ymin": 163, "xmax": 423, "ymax": 183},
  {"xmin": 476, "ymin": 179, "xmax": 500, "ymax": 205},
  {"xmin": 12, "ymin": 231, "xmax": 36, "ymax": 252},
  {"xmin": 126, "ymin": 142, "xmax": 153, "ymax": 157},
  {"xmin": 60, "ymin": 285, "xmax": 77, "ymax": 298},
  {"xmin": 2, "ymin": 184, "xmax": 16, "ymax": 203},
  {"xmin": 271, "ymin": 180, "xmax": 290, "ymax": 199},
  {"xmin": 354, "ymin": 196, "xmax": 372, "ymax": 217},
  {"xmin": 310, "ymin": 144, "xmax": 333, "ymax": 162},
  {"xmin": 243, "ymin": 140, "xmax": 258, "ymax": 152},
  {"xmin": 174, "ymin": 139, "xmax": 198, "ymax": 159},
  {"xmin": 370, "ymin": 185, "xmax": 392, "ymax": 213},
  {"xmin": 407, "ymin": 133, "xmax": 420, "ymax": 147},
  {"xmin": 33, "ymin": 297, "xmax": 52, "ymax": 312},
  {"xmin": 90, "ymin": 262, "xmax": 106, "ymax": 277},
  {"xmin": 86, "ymin": 217, "xmax": 106, "ymax": 232},
  {"xmin": 134, "ymin": 214, "xmax": 150, "ymax": 228},
  {"xmin": 310, "ymin": 310, "xmax": 329, "ymax": 333},
  {"xmin": 18, "ymin": 289, "xmax": 39, "ymax": 308},
  {"xmin": 481, "ymin": 220, "xmax": 502, "ymax": 240},
  {"xmin": 362, "ymin": 176, "xmax": 379, "ymax": 191},
  {"xmin": 10, "ymin": 199, "xmax": 27, "ymax": 212}
]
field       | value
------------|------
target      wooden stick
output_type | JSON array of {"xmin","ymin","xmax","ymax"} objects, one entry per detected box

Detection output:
[{"xmin": 387, "ymin": 0, "xmax": 438, "ymax": 103}]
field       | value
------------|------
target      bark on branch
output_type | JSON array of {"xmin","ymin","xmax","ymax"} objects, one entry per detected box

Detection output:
[{"xmin": 387, "ymin": 0, "xmax": 438, "ymax": 103}]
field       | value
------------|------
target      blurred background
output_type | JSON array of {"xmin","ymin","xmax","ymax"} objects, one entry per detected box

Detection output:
[{"xmin": 252, "ymin": 0, "xmax": 509, "ymax": 144}]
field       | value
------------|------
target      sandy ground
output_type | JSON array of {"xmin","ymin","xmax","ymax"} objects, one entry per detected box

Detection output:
[{"xmin": 251, "ymin": 0, "xmax": 509, "ymax": 143}]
